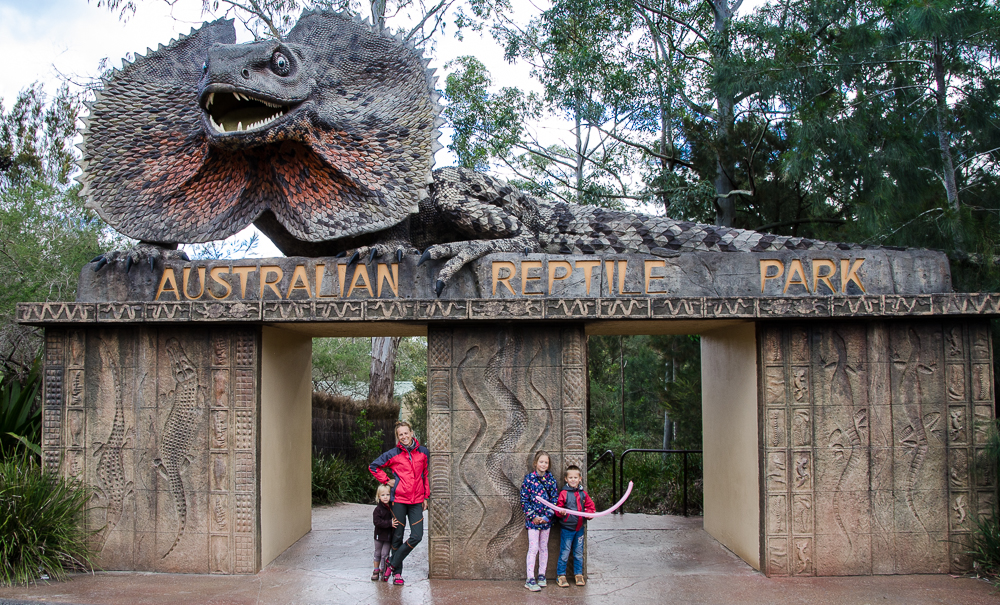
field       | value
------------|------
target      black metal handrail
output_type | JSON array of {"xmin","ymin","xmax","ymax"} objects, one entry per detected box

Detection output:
[
  {"xmin": 588, "ymin": 449, "xmax": 616, "ymax": 504},
  {"xmin": 618, "ymin": 448, "xmax": 703, "ymax": 517}
]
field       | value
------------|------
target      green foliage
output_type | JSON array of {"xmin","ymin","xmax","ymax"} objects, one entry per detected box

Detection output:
[
  {"xmin": 970, "ymin": 502, "xmax": 1000, "ymax": 578},
  {"xmin": 351, "ymin": 410, "xmax": 385, "ymax": 463},
  {"xmin": 312, "ymin": 451, "xmax": 376, "ymax": 505},
  {"xmin": 312, "ymin": 336, "xmax": 426, "ymax": 392},
  {"xmin": 972, "ymin": 420, "xmax": 1000, "ymax": 577},
  {"xmin": 0, "ymin": 453, "xmax": 95, "ymax": 585},
  {"xmin": 394, "ymin": 337, "xmax": 427, "ymax": 383},
  {"xmin": 586, "ymin": 424, "xmax": 703, "ymax": 515},
  {"xmin": 652, "ymin": 335, "xmax": 702, "ymax": 450},
  {"xmin": 0, "ymin": 357, "xmax": 42, "ymax": 458},
  {"xmin": 586, "ymin": 334, "xmax": 703, "ymax": 515},
  {"xmin": 313, "ymin": 409, "xmax": 394, "ymax": 505},
  {"xmin": 0, "ymin": 84, "xmax": 111, "ymax": 377},
  {"xmin": 404, "ymin": 374, "xmax": 428, "ymax": 443},
  {"xmin": 312, "ymin": 337, "xmax": 372, "ymax": 388}
]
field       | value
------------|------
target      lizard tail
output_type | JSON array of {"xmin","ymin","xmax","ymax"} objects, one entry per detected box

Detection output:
[{"xmin": 163, "ymin": 470, "xmax": 187, "ymax": 559}]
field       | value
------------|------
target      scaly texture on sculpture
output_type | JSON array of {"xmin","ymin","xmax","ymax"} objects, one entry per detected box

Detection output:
[
  {"xmin": 81, "ymin": 10, "xmax": 860, "ymax": 292},
  {"xmin": 154, "ymin": 338, "xmax": 201, "ymax": 558}
]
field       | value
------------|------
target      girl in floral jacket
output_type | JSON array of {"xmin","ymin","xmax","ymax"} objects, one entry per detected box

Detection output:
[{"xmin": 519, "ymin": 450, "xmax": 559, "ymax": 591}]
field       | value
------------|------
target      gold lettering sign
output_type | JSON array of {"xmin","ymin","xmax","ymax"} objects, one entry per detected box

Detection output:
[
  {"xmin": 156, "ymin": 268, "xmax": 180, "ymax": 300},
  {"xmin": 548, "ymin": 260, "xmax": 573, "ymax": 294},
  {"xmin": 149, "ymin": 256, "xmax": 873, "ymax": 302},
  {"xmin": 759, "ymin": 258, "xmax": 866, "ymax": 294},
  {"xmin": 209, "ymin": 267, "xmax": 232, "ymax": 300},
  {"xmin": 644, "ymin": 260, "xmax": 667, "ymax": 294},
  {"xmin": 522, "ymin": 261, "xmax": 543, "ymax": 295},
  {"xmin": 286, "ymin": 265, "xmax": 312, "ymax": 298},
  {"xmin": 576, "ymin": 260, "xmax": 601, "ymax": 296},
  {"xmin": 492, "ymin": 261, "xmax": 516, "ymax": 296}
]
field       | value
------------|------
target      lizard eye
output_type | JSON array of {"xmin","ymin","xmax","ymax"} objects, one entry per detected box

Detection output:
[
  {"xmin": 202, "ymin": 61, "xmax": 208, "ymax": 73},
  {"xmin": 271, "ymin": 52, "xmax": 290, "ymax": 76}
]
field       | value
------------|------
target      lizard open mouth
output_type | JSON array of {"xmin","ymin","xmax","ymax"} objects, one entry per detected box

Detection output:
[{"xmin": 202, "ymin": 91, "xmax": 296, "ymax": 134}]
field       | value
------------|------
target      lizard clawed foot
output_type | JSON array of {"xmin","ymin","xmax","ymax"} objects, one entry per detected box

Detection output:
[
  {"xmin": 347, "ymin": 243, "xmax": 417, "ymax": 265},
  {"xmin": 91, "ymin": 243, "xmax": 189, "ymax": 274},
  {"xmin": 419, "ymin": 237, "xmax": 537, "ymax": 296}
]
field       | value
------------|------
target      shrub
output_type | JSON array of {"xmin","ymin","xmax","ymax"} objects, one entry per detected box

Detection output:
[
  {"xmin": 972, "ymin": 420, "xmax": 1000, "ymax": 578},
  {"xmin": 587, "ymin": 449, "xmax": 703, "ymax": 516},
  {"xmin": 0, "ymin": 454, "xmax": 94, "ymax": 585},
  {"xmin": 0, "ymin": 357, "xmax": 42, "ymax": 458},
  {"xmin": 970, "ymin": 502, "xmax": 1000, "ymax": 577},
  {"xmin": 312, "ymin": 450, "xmax": 388, "ymax": 506}
]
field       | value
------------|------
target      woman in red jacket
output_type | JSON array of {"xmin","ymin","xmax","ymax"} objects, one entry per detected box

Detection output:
[{"xmin": 369, "ymin": 421, "xmax": 429, "ymax": 586}]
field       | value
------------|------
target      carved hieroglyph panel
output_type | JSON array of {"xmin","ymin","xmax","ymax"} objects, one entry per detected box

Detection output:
[
  {"xmin": 429, "ymin": 324, "xmax": 583, "ymax": 580},
  {"xmin": 43, "ymin": 327, "xmax": 260, "ymax": 575},
  {"xmin": 758, "ymin": 320, "xmax": 992, "ymax": 577}
]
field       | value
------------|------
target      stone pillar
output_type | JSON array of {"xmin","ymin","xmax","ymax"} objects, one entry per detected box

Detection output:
[
  {"xmin": 41, "ymin": 326, "xmax": 261, "ymax": 574},
  {"xmin": 426, "ymin": 323, "xmax": 587, "ymax": 579},
  {"xmin": 760, "ymin": 319, "xmax": 996, "ymax": 576}
]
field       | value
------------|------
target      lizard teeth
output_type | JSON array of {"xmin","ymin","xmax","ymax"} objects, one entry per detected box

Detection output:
[{"xmin": 207, "ymin": 92, "xmax": 214, "ymax": 108}]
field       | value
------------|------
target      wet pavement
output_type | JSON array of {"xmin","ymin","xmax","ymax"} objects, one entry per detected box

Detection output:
[{"xmin": 1, "ymin": 504, "xmax": 997, "ymax": 605}]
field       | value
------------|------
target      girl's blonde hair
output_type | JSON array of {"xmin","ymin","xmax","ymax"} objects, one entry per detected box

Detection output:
[
  {"xmin": 375, "ymin": 483, "xmax": 391, "ymax": 503},
  {"xmin": 531, "ymin": 450, "xmax": 551, "ymax": 472}
]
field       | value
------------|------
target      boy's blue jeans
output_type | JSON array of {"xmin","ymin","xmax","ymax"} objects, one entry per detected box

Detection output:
[{"xmin": 557, "ymin": 526, "xmax": 585, "ymax": 576}]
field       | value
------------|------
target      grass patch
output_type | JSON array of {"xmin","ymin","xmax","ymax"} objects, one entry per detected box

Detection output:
[{"xmin": 0, "ymin": 454, "xmax": 95, "ymax": 586}]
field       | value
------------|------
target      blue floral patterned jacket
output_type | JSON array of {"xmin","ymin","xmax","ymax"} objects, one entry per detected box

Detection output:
[{"xmin": 520, "ymin": 471, "xmax": 559, "ymax": 530}]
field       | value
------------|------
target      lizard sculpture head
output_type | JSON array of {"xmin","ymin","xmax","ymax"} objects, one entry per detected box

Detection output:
[{"xmin": 81, "ymin": 11, "xmax": 443, "ymax": 253}]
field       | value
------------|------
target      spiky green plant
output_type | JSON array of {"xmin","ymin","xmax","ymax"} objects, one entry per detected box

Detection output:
[
  {"xmin": 0, "ymin": 357, "xmax": 42, "ymax": 458},
  {"xmin": 0, "ymin": 454, "xmax": 95, "ymax": 585}
]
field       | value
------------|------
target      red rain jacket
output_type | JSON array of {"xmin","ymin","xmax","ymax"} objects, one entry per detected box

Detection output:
[
  {"xmin": 369, "ymin": 438, "xmax": 430, "ymax": 505},
  {"xmin": 555, "ymin": 485, "xmax": 596, "ymax": 532}
]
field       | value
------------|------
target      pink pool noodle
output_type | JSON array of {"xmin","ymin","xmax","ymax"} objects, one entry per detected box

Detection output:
[{"xmin": 535, "ymin": 481, "xmax": 634, "ymax": 519}]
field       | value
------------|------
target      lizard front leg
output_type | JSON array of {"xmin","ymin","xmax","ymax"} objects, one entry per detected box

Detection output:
[{"xmin": 418, "ymin": 186, "xmax": 539, "ymax": 295}]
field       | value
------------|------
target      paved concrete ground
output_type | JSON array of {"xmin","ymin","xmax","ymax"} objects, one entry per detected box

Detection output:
[{"xmin": 1, "ymin": 504, "xmax": 996, "ymax": 605}]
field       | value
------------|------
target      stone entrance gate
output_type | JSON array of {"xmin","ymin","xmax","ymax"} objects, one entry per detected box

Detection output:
[{"xmin": 18, "ymin": 249, "xmax": 999, "ymax": 578}]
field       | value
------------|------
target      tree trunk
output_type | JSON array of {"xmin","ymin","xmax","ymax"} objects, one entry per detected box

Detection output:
[
  {"xmin": 368, "ymin": 336, "xmax": 401, "ymax": 408},
  {"xmin": 711, "ymin": 0, "xmax": 739, "ymax": 227},
  {"xmin": 371, "ymin": 0, "xmax": 387, "ymax": 30},
  {"xmin": 932, "ymin": 37, "xmax": 960, "ymax": 212}
]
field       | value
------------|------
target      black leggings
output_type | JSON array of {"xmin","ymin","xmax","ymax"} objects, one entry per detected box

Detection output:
[{"xmin": 389, "ymin": 502, "xmax": 424, "ymax": 574}]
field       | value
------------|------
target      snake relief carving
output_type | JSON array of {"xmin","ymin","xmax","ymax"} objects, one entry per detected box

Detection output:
[
  {"xmin": 483, "ymin": 330, "xmax": 528, "ymax": 563},
  {"xmin": 825, "ymin": 331, "xmax": 865, "ymax": 552},
  {"xmin": 457, "ymin": 345, "xmax": 487, "ymax": 552},
  {"xmin": 894, "ymin": 327, "xmax": 939, "ymax": 535},
  {"xmin": 93, "ymin": 338, "xmax": 135, "ymax": 551},
  {"xmin": 154, "ymin": 338, "xmax": 203, "ymax": 559}
]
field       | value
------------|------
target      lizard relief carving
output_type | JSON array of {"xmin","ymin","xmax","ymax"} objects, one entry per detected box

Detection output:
[{"xmin": 81, "ymin": 11, "xmax": 863, "ymax": 294}]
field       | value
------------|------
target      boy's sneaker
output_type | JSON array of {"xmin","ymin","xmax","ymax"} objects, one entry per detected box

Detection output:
[
  {"xmin": 370, "ymin": 569, "xmax": 380, "ymax": 581},
  {"xmin": 524, "ymin": 578, "xmax": 541, "ymax": 592},
  {"xmin": 575, "ymin": 574, "xmax": 586, "ymax": 586},
  {"xmin": 557, "ymin": 575, "xmax": 570, "ymax": 588},
  {"xmin": 537, "ymin": 574, "xmax": 547, "ymax": 587},
  {"xmin": 393, "ymin": 574, "xmax": 405, "ymax": 585}
]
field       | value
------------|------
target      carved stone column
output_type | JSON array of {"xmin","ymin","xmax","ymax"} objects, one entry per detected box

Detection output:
[
  {"xmin": 760, "ymin": 320, "xmax": 996, "ymax": 576},
  {"xmin": 426, "ymin": 324, "xmax": 587, "ymax": 579},
  {"xmin": 41, "ymin": 326, "xmax": 261, "ymax": 574}
]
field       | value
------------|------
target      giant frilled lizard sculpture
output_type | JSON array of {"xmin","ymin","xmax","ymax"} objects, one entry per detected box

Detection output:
[{"xmin": 82, "ymin": 10, "xmax": 855, "ymax": 294}]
